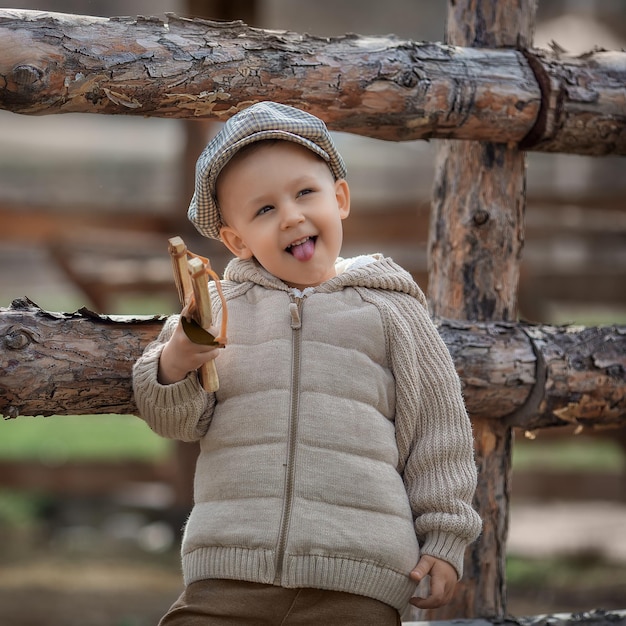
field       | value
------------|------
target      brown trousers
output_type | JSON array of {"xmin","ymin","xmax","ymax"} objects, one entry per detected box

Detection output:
[{"xmin": 159, "ymin": 579, "xmax": 402, "ymax": 626}]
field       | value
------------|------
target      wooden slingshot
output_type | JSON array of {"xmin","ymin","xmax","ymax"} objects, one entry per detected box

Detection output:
[{"xmin": 168, "ymin": 236, "xmax": 228, "ymax": 392}]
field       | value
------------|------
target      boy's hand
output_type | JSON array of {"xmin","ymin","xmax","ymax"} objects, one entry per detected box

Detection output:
[
  {"xmin": 158, "ymin": 309, "xmax": 222, "ymax": 385},
  {"xmin": 408, "ymin": 555, "xmax": 458, "ymax": 609}
]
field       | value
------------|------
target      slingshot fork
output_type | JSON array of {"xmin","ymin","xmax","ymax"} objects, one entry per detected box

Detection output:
[{"xmin": 168, "ymin": 236, "xmax": 228, "ymax": 392}]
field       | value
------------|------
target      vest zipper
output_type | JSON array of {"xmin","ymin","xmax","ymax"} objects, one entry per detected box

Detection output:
[{"xmin": 274, "ymin": 295, "xmax": 304, "ymax": 583}]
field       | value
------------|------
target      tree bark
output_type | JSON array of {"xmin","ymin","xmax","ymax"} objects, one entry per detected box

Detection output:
[
  {"xmin": 1, "ymin": 300, "xmax": 624, "ymax": 428},
  {"xmin": 425, "ymin": 0, "xmax": 536, "ymax": 619},
  {"xmin": 521, "ymin": 49, "xmax": 626, "ymax": 156},
  {"xmin": 428, "ymin": 141, "xmax": 525, "ymax": 321},
  {"xmin": 0, "ymin": 9, "xmax": 624, "ymax": 155},
  {"xmin": 0, "ymin": 300, "xmax": 164, "ymax": 418},
  {"xmin": 0, "ymin": 9, "xmax": 536, "ymax": 142}
]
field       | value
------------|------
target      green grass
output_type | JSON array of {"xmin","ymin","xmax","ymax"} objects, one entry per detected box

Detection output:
[
  {"xmin": 0, "ymin": 414, "xmax": 171, "ymax": 463},
  {"xmin": 507, "ymin": 553, "xmax": 626, "ymax": 589},
  {"xmin": 3, "ymin": 294, "xmax": 175, "ymax": 317},
  {"xmin": 545, "ymin": 303, "xmax": 626, "ymax": 327},
  {"xmin": 512, "ymin": 436, "xmax": 625, "ymax": 473},
  {"xmin": 2, "ymin": 413, "xmax": 623, "ymax": 471},
  {"xmin": 0, "ymin": 490, "xmax": 46, "ymax": 526},
  {"xmin": 0, "ymin": 415, "xmax": 172, "ymax": 528}
]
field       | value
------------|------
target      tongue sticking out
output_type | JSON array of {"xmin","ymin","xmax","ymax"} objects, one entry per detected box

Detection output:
[{"xmin": 290, "ymin": 238, "xmax": 315, "ymax": 262}]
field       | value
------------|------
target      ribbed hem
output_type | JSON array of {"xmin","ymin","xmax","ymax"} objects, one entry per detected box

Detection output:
[
  {"xmin": 183, "ymin": 547, "xmax": 275, "ymax": 586},
  {"xmin": 182, "ymin": 547, "xmax": 416, "ymax": 611},
  {"xmin": 283, "ymin": 554, "xmax": 416, "ymax": 611}
]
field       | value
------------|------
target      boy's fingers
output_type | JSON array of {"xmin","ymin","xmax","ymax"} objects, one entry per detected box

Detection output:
[
  {"xmin": 409, "ymin": 594, "xmax": 442, "ymax": 610},
  {"xmin": 409, "ymin": 578, "xmax": 448, "ymax": 610},
  {"xmin": 429, "ymin": 574, "xmax": 451, "ymax": 605},
  {"xmin": 409, "ymin": 555, "xmax": 435, "ymax": 582},
  {"xmin": 409, "ymin": 556, "xmax": 457, "ymax": 609}
]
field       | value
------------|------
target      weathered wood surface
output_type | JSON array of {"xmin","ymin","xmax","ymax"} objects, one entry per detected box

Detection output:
[
  {"xmin": 0, "ymin": 300, "xmax": 165, "ymax": 418},
  {"xmin": 0, "ymin": 9, "xmax": 537, "ymax": 141},
  {"xmin": 0, "ymin": 9, "xmax": 625, "ymax": 155},
  {"xmin": 406, "ymin": 610, "xmax": 626, "ymax": 626},
  {"xmin": 1, "ymin": 299, "xmax": 624, "ymax": 428},
  {"xmin": 425, "ymin": 0, "xmax": 533, "ymax": 619},
  {"xmin": 520, "ymin": 49, "xmax": 626, "ymax": 156}
]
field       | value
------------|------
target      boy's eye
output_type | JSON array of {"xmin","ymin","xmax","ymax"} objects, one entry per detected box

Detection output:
[
  {"xmin": 256, "ymin": 205, "xmax": 274, "ymax": 216},
  {"xmin": 297, "ymin": 188, "xmax": 313, "ymax": 198}
]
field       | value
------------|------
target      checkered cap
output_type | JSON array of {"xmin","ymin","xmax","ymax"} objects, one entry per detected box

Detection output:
[{"xmin": 188, "ymin": 101, "xmax": 347, "ymax": 240}]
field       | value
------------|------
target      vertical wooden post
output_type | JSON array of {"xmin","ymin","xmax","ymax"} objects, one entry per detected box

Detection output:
[{"xmin": 425, "ymin": 0, "xmax": 537, "ymax": 619}]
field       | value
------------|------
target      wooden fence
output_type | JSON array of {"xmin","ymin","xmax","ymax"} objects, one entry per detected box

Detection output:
[{"xmin": 1, "ymin": 1, "xmax": 625, "ymax": 622}]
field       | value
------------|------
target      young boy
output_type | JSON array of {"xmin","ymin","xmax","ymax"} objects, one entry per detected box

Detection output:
[{"xmin": 133, "ymin": 102, "xmax": 481, "ymax": 625}]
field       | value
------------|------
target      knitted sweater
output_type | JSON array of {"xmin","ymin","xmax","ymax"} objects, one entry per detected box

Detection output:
[{"xmin": 132, "ymin": 255, "xmax": 481, "ymax": 611}]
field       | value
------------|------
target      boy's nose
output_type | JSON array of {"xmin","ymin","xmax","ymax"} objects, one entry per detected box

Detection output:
[{"xmin": 280, "ymin": 204, "xmax": 305, "ymax": 229}]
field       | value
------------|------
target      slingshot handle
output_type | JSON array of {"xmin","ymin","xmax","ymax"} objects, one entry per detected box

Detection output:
[
  {"xmin": 188, "ymin": 257, "xmax": 220, "ymax": 392},
  {"xmin": 168, "ymin": 237, "xmax": 219, "ymax": 392}
]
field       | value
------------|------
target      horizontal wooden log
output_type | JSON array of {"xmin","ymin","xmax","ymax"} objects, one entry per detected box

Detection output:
[
  {"xmin": 0, "ymin": 300, "xmax": 164, "ymax": 417},
  {"xmin": 520, "ymin": 48, "xmax": 626, "ymax": 156},
  {"xmin": 0, "ymin": 459, "xmax": 171, "ymax": 497},
  {"xmin": 405, "ymin": 610, "xmax": 626, "ymax": 626},
  {"xmin": 1, "ymin": 299, "xmax": 624, "ymax": 430},
  {"xmin": 0, "ymin": 10, "xmax": 537, "ymax": 142},
  {"xmin": 3, "ymin": 456, "xmax": 623, "ymax": 504},
  {"xmin": 0, "ymin": 10, "xmax": 624, "ymax": 154}
]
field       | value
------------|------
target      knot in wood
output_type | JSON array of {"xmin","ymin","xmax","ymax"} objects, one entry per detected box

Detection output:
[
  {"xmin": 5, "ymin": 328, "xmax": 32, "ymax": 350},
  {"xmin": 398, "ymin": 70, "xmax": 419, "ymax": 88},
  {"xmin": 473, "ymin": 209, "xmax": 490, "ymax": 226},
  {"xmin": 12, "ymin": 64, "xmax": 43, "ymax": 89}
]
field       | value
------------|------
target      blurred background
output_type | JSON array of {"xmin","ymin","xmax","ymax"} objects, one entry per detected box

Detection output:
[{"xmin": 0, "ymin": 1, "xmax": 625, "ymax": 624}]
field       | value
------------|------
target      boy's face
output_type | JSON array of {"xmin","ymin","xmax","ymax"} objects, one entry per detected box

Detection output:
[{"xmin": 217, "ymin": 141, "xmax": 350, "ymax": 290}]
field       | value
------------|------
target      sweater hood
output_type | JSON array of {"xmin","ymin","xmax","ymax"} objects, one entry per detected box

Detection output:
[{"xmin": 222, "ymin": 254, "xmax": 427, "ymax": 306}]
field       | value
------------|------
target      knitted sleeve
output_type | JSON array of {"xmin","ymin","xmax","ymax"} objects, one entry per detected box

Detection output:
[
  {"xmin": 362, "ymin": 289, "xmax": 482, "ymax": 578},
  {"xmin": 132, "ymin": 314, "xmax": 215, "ymax": 442}
]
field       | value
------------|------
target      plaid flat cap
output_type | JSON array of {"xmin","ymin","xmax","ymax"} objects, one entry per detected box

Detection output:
[{"xmin": 188, "ymin": 101, "xmax": 347, "ymax": 240}]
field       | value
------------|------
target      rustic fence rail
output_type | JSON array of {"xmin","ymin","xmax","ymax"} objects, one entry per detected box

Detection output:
[
  {"xmin": 0, "ymin": 9, "xmax": 625, "ymax": 155},
  {"xmin": 1, "ymin": 299, "xmax": 625, "ymax": 430}
]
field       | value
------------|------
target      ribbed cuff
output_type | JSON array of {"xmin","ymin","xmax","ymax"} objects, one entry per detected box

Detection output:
[
  {"xmin": 132, "ymin": 343, "xmax": 210, "ymax": 441},
  {"xmin": 420, "ymin": 532, "xmax": 469, "ymax": 579}
]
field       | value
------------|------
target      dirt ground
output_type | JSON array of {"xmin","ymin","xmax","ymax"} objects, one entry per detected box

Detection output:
[{"xmin": 0, "ymin": 531, "xmax": 180, "ymax": 626}]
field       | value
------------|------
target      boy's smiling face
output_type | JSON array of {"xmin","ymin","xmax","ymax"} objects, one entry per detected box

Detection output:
[{"xmin": 217, "ymin": 141, "xmax": 350, "ymax": 290}]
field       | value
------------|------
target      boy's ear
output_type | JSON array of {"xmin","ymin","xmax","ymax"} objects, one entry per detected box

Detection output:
[
  {"xmin": 335, "ymin": 178, "xmax": 351, "ymax": 220},
  {"xmin": 219, "ymin": 226, "xmax": 254, "ymax": 260}
]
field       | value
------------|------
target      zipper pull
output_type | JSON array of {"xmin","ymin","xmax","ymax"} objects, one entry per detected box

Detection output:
[{"xmin": 289, "ymin": 299, "xmax": 302, "ymax": 330}]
